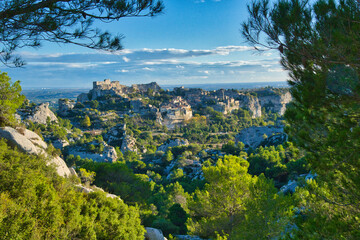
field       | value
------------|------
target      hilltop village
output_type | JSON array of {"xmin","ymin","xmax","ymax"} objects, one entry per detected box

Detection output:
[
  {"xmin": 8, "ymin": 80, "xmax": 309, "ymax": 239},
  {"xmin": 60, "ymin": 79, "xmax": 291, "ymax": 128}
]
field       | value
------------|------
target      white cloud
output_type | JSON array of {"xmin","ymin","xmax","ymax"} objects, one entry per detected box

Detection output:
[
  {"xmin": 142, "ymin": 67, "xmax": 155, "ymax": 71},
  {"xmin": 122, "ymin": 56, "xmax": 130, "ymax": 62},
  {"xmin": 268, "ymin": 68, "xmax": 284, "ymax": 72},
  {"xmin": 116, "ymin": 69, "xmax": 129, "ymax": 73},
  {"xmin": 12, "ymin": 46, "xmax": 286, "ymax": 88}
]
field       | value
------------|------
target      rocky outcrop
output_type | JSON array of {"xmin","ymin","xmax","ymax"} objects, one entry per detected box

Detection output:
[
  {"xmin": 75, "ymin": 184, "xmax": 121, "ymax": 199},
  {"xmin": 235, "ymin": 126, "xmax": 284, "ymax": 150},
  {"xmin": 69, "ymin": 143, "xmax": 118, "ymax": 163},
  {"xmin": 52, "ymin": 139, "xmax": 69, "ymax": 149},
  {"xmin": 0, "ymin": 127, "xmax": 44, "ymax": 155},
  {"xmin": 104, "ymin": 124, "xmax": 126, "ymax": 146},
  {"xmin": 260, "ymin": 133, "xmax": 287, "ymax": 148},
  {"xmin": 157, "ymin": 139, "xmax": 189, "ymax": 152},
  {"xmin": 0, "ymin": 127, "xmax": 71, "ymax": 177},
  {"xmin": 131, "ymin": 82, "xmax": 161, "ymax": 94},
  {"xmin": 145, "ymin": 227, "xmax": 167, "ymax": 240},
  {"xmin": 18, "ymin": 103, "xmax": 58, "ymax": 124},
  {"xmin": 258, "ymin": 91, "xmax": 292, "ymax": 115},
  {"xmin": 77, "ymin": 93, "xmax": 90, "ymax": 103},
  {"xmin": 280, "ymin": 172, "xmax": 317, "ymax": 193},
  {"xmin": 120, "ymin": 134, "xmax": 137, "ymax": 153},
  {"xmin": 238, "ymin": 94, "xmax": 262, "ymax": 118},
  {"xmin": 160, "ymin": 97, "xmax": 193, "ymax": 129},
  {"xmin": 78, "ymin": 79, "xmax": 162, "ymax": 103},
  {"xmin": 58, "ymin": 99, "xmax": 75, "ymax": 116}
]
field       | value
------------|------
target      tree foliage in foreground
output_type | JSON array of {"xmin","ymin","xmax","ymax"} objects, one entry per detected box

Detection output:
[
  {"xmin": 0, "ymin": 71, "xmax": 24, "ymax": 127},
  {"xmin": 0, "ymin": 139, "xmax": 144, "ymax": 239},
  {"xmin": 0, "ymin": 0, "xmax": 164, "ymax": 66},
  {"xmin": 187, "ymin": 155, "xmax": 293, "ymax": 239},
  {"xmin": 243, "ymin": 0, "xmax": 360, "ymax": 238}
]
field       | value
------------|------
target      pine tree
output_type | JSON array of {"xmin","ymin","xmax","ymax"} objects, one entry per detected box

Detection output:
[
  {"xmin": 0, "ymin": 0, "xmax": 164, "ymax": 66},
  {"xmin": 243, "ymin": 0, "xmax": 360, "ymax": 238},
  {"xmin": 81, "ymin": 115, "xmax": 91, "ymax": 128}
]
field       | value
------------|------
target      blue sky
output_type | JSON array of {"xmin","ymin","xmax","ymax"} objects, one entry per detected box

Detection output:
[{"xmin": 2, "ymin": 0, "xmax": 287, "ymax": 89}]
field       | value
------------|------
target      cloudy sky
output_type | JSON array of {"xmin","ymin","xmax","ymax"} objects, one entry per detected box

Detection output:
[{"xmin": 2, "ymin": 0, "xmax": 287, "ymax": 89}]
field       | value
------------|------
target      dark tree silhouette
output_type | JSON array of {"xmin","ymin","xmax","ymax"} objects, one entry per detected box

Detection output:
[{"xmin": 0, "ymin": 0, "xmax": 163, "ymax": 66}]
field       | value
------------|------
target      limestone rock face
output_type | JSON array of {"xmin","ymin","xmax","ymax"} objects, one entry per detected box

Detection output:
[
  {"xmin": 258, "ymin": 91, "xmax": 292, "ymax": 115},
  {"xmin": 51, "ymin": 155, "xmax": 73, "ymax": 177},
  {"xmin": 75, "ymin": 184, "xmax": 122, "ymax": 199},
  {"xmin": 0, "ymin": 127, "xmax": 71, "ymax": 177},
  {"xmin": 69, "ymin": 143, "xmax": 118, "ymax": 163},
  {"xmin": 235, "ymin": 126, "xmax": 284, "ymax": 150},
  {"xmin": 77, "ymin": 93, "xmax": 90, "ymax": 103},
  {"xmin": 145, "ymin": 227, "xmax": 166, "ymax": 240},
  {"xmin": 20, "ymin": 103, "xmax": 58, "ymax": 124},
  {"xmin": 239, "ymin": 95, "xmax": 262, "ymax": 118},
  {"xmin": 104, "ymin": 124, "xmax": 125, "ymax": 146},
  {"xmin": 160, "ymin": 97, "xmax": 193, "ymax": 129},
  {"xmin": 157, "ymin": 139, "xmax": 189, "ymax": 152},
  {"xmin": 58, "ymin": 99, "xmax": 75, "ymax": 116},
  {"xmin": 120, "ymin": 135, "xmax": 137, "ymax": 153},
  {"xmin": 0, "ymin": 127, "xmax": 41, "ymax": 155},
  {"xmin": 131, "ymin": 82, "xmax": 161, "ymax": 93}
]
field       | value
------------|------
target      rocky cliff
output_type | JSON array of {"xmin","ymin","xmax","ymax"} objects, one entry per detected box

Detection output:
[
  {"xmin": 235, "ymin": 125, "xmax": 285, "ymax": 149},
  {"xmin": 0, "ymin": 127, "xmax": 71, "ymax": 177},
  {"xmin": 18, "ymin": 102, "xmax": 58, "ymax": 124},
  {"xmin": 238, "ymin": 94, "xmax": 262, "ymax": 118},
  {"xmin": 160, "ymin": 97, "xmax": 193, "ymax": 129},
  {"xmin": 257, "ymin": 90, "xmax": 292, "ymax": 115},
  {"xmin": 58, "ymin": 98, "xmax": 75, "ymax": 116},
  {"xmin": 68, "ymin": 142, "xmax": 118, "ymax": 163}
]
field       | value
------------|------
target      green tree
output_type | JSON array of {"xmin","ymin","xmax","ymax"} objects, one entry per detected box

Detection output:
[
  {"xmin": 0, "ymin": 0, "xmax": 164, "ymax": 66},
  {"xmin": 163, "ymin": 150, "xmax": 174, "ymax": 163},
  {"xmin": 187, "ymin": 155, "xmax": 252, "ymax": 237},
  {"xmin": 232, "ymin": 174, "xmax": 294, "ymax": 240},
  {"xmin": 187, "ymin": 155, "xmax": 293, "ymax": 239},
  {"xmin": 0, "ymin": 72, "xmax": 25, "ymax": 126},
  {"xmin": 78, "ymin": 168, "xmax": 96, "ymax": 186},
  {"xmin": 168, "ymin": 203, "xmax": 188, "ymax": 234},
  {"xmin": 81, "ymin": 115, "xmax": 91, "ymax": 128},
  {"xmin": 243, "ymin": 0, "xmax": 360, "ymax": 238}
]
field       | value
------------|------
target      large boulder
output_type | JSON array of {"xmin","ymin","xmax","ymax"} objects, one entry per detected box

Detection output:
[
  {"xmin": 0, "ymin": 127, "xmax": 72, "ymax": 177},
  {"xmin": 144, "ymin": 228, "xmax": 166, "ymax": 240},
  {"xmin": 0, "ymin": 127, "xmax": 41, "ymax": 155}
]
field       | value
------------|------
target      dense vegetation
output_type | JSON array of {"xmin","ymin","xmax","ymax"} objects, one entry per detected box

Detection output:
[
  {"xmin": 0, "ymin": 139, "xmax": 144, "ymax": 239},
  {"xmin": 243, "ymin": 0, "xmax": 360, "ymax": 238}
]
